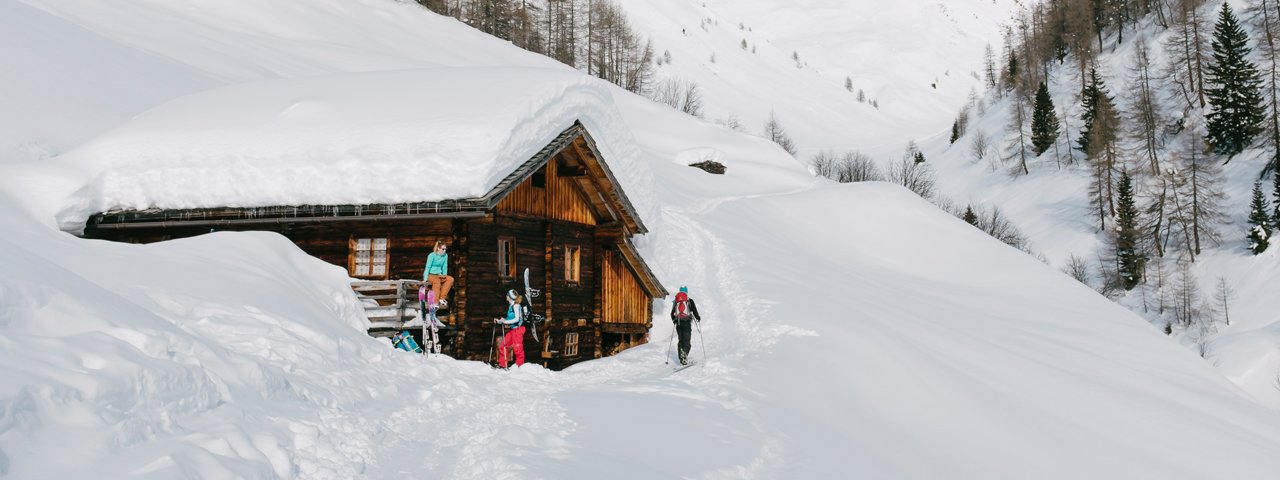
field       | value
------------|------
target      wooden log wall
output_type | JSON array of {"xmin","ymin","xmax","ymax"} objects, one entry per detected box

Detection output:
[
  {"xmin": 281, "ymin": 218, "xmax": 456, "ymax": 281},
  {"xmin": 460, "ymin": 215, "xmax": 547, "ymax": 362}
]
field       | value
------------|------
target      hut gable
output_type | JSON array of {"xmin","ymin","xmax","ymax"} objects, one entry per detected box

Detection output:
[{"xmin": 490, "ymin": 124, "xmax": 645, "ymax": 236}]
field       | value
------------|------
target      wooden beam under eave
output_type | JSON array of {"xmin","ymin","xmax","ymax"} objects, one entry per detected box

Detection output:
[
  {"xmin": 569, "ymin": 138, "xmax": 639, "ymax": 235},
  {"xmin": 570, "ymin": 175, "xmax": 616, "ymax": 226},
  {"xmin": 594, "ymin": 223, "xmax": 624, "ymax": 240}
]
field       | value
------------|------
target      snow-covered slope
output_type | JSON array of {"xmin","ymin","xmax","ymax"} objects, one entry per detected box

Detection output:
[
  {"xmin": 627, "ymin": 0, "xmax": 1019, "ymax": 157},
  {"xmin": 4, "ymin": 0, "xmax": 1280, "ymax": 478},
  {"xmin": 912, "ymin": 0, "xmax": 1280, "ymax": 410}
]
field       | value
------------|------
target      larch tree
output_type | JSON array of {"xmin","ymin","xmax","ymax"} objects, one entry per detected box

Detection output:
[
  {"xmin": 1164, "ymin": 0, "xmax": 1209, "ymax": 110},
  {"xmin": 764, "ymin": 111, "xmax": 799, "ymax": 156},
  {"xmin": 1008, "ymin": 87, "xmax": 1032, "ymax": 175},
  {"xmin": 1065, "ymin": 0, "xmax": 1098, "ymax": 91},
  {"xmin": 1250, "ymin": 0, "xmax": 1280, "ymax": 173},
  {"xmin": 984, "ymin": 43, "xmax": 999, "ymax": 90},
  {"xmin": 1273, "ymin": 169, "xmax": 1280, "ymax": 229},
  {"xmin": 1168, "ymin": 121, "xmax": 1226, "ymax": 260},
  {"xmin": 1124, "ymin": 40, "xmax": 1164, "ymax": 175},
  {"xmin": 1214, "ymin": 276, "xmax": 1236, "ymax": 326}
]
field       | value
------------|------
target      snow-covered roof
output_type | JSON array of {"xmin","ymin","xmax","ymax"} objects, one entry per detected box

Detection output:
[{"xmin": 57, "ymin": 67, "xmax": 647, "ymax": 227}]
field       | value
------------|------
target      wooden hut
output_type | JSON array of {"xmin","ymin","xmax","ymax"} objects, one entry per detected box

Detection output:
[{"xmin": 82, "ymin": 121, "xmax": 666, "ymax": 369}]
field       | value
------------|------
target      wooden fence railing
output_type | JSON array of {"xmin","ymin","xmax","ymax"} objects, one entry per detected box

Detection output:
[{"xmin": 351, "ymin": 280, "xmax": 424, "ymax": 334}]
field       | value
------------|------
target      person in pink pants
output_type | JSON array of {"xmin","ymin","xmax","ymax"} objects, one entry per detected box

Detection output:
[{"xmin": 495, "ymin": 289, "xmax": 526, "ymax": 368}]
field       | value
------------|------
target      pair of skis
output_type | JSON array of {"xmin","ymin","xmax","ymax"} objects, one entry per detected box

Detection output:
[
  {"xmin": 421, "ymin": 306, "xmax": 441, "ymax": 355},
  {"xmin": 419, "ymin": 286, "xmax": 443, "ymax": 356}
]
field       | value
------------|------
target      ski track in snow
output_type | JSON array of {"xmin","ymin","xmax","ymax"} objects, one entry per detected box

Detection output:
[{"xmin": 352, "ymin": 197, "xmax": 814, "ymax": 479}]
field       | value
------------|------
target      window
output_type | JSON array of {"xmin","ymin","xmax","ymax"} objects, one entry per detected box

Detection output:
[
  {"xmin": 532, "ymin": 165, "xmax": 547, "ymax": 188},
  {"xmin": 498, "ymin": 237, "xmax": 516, "ymax": 278},
  {"xmin": 351, "ymin": 237, "xmax": 389, "ymax": 277},
  {"xmin": 564, "ymin": 245, "xmax": 581, "ymax": 283},
  {"xmin": 564, "ymin": 332, "xmax": 579, "ymax": 357}
]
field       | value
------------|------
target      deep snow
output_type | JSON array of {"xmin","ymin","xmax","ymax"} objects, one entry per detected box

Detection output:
[{"xmin": 4, "ymin": 0, "xmax": 1280, "ymax": 478}]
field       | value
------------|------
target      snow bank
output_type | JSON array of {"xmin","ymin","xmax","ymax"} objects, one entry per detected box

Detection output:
[{"xmin": 55, "ymin": 67, "xmax": 654, "ymax": 231}]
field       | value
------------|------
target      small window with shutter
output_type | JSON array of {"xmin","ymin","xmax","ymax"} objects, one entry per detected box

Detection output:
[{"xmin": 350, "ymin": 237, "xmax": 389, "ymax": 278}]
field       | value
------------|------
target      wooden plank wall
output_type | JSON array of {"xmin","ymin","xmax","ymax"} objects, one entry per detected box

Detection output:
[
  {"xmin": 496, "ymin": 154, "xmax": 598, "ymax": 226},
  {"xmin": 602, "ymin": 249, "xmax": 650, "ymax": 329}
]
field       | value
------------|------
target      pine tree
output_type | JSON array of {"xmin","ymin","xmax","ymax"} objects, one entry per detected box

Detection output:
[
  {"xmin": 1007, "ymin": 52, "xmax": 1020, "ymax": 89},
  {"xmin": 1031, "ymin": 81, "xmax": 1060, "ymax": 155},
  {"xmin": 1248, "ymin": 181, "xmax": 1272, "ymax": 254},
  {"xmin": 1077, "ymin": 68, "xmax": 1113, "ymax": 155},
  {"xmin": 1115, "ymin": 171, "xmax": 1144, "ymax": 289},
  {"xmin": 951, "ymin": 119, "xmax": 961, "ymax": 144},
  {"xmin": 1078, "ymin": 68, "xmax": 1120, "ymax": 227},
  {"xmin": 963, "ymin": 205, "xmax": 979, "ymax": 226},
  {"xmin": 1205, "ymin": 2, "xmax": 1266, "ymax": 158}
]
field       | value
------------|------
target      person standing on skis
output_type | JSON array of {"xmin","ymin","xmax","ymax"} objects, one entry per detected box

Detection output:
[
  {"xmin": 423, "ymin": 241, "xmax": 454, "ymax": 310},
  {"xmin": 494, "ymin": 289, "xmax": 526, "ymax": 369},
  {"xmin": 669, "ymin": 286, "xmax": 701, "ymax": 365}
]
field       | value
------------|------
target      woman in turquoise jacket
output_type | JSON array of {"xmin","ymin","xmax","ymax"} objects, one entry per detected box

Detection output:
[
  {"xmin": 494, "ymin": 289, "xmax": 526, "ymax": 368},
  {"xmin": 424, "ymin": 241, "xmax": 454, "ymax": 309}
]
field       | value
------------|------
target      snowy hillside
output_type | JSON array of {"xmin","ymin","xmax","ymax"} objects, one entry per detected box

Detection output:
[
  {"xmin": 5, "ymin": 0, "xmax": 1280, "ymax": 478},
  {"xmin": 909, "ymin": 0, "xmax": 1280, "ymax": 410},
  {"xmin": 628, "ymin": 0, "xmax": 1021, "ymax": 158}
]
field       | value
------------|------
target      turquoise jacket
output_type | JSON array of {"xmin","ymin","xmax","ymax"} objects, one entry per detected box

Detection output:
[
  {"xmin": 424, "ymin": 252, "xmax": 448, "ymax": 278},
  {"xmin": 498, "ymin": 304, "xmax": 524, "ymax": 327}
]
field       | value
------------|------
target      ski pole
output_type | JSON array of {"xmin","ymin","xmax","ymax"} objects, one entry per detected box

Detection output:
[
  {"xmin": 695, "ymin": 319, "xmax": 706, "ymax": 365},
  {"xmin": 664, "ymin": 324, "xmax": 676, "ymax": 364},
  {"xmin": 488, "ymin": 320, "xmax": 498, "ymax": 365}
]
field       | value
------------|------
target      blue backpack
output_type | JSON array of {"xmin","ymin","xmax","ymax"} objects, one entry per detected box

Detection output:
[{"xmin": 391, "ymin": 331, "xmax": 422, "ymax": 353}]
